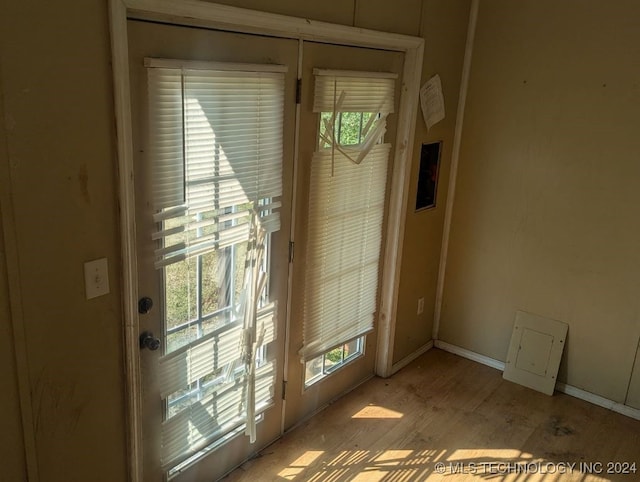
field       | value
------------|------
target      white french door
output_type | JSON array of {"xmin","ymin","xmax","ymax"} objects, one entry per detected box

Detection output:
[
  {"xmin": 124, "ymin": 12, "xmax": 411, "ymax": 482},
  {"xmin": 128, "ymin": 20, "xmax": 297, "ymax": 481},
  {"xmin": 284, "ymin": 41, "xmax": 404, "ymax": 428}
]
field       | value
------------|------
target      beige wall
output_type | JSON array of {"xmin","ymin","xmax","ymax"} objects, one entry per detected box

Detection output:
[
  {"xmin": 393, "ymin": 0, "xmax": 470, "ymax": 364},
  {"xmin": 0, "ymin": 0, "xmax": 469, "ymax": 480},
  {"xmin": 1, "ymin": 43, "xmax": 27, "ymax": 479},
  {"xmin": 0, "ymin": 159, "xmax": 27, "ymax": 480},
  {"xmin": 627, "ymin": 349, "xmax": 640, "ymax": 409},
  {"xmin": 0, "ymin": 1, "xmax": 127, "ymax": 480},
  {"xmin": 439, "ymin": 0, "xmax": 640, "ymax": 403}
]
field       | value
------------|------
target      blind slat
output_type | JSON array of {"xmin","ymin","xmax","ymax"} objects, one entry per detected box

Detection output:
[
  {"xmin": 158, "ymin": 302, "xmax": 276, "ymax": 398},
  {"xmin": 300, "ymin": 143, "xmax": 391, "ymax": 361},
  {"xmin": 161, "ymin": 361, "xmax": 276, "ymax": 470},
  {"xmin": 313, "ymin": 74, "xmax": 395, "ymax": 114}
]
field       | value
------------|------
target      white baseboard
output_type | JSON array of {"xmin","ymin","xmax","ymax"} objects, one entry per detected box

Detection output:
[
  {"xmin": 434, "ymin": 340, "xmax": 506, "ymax": 371},
  {"xmin": 434, "ymin": 340, "xmax": 640, "ymax": 421},
  {"xmin": 390, "ymin": 340, "xmax": 434, "ymax": 375},
  {"xmin": 556, "ymin": 383, "xmax": 640, "ymax": 420}
]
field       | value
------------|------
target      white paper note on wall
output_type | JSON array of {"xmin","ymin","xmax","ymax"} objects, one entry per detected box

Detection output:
[{"xmin": 420, "ymin": 74, "xmax": 445, "ymax": 130}]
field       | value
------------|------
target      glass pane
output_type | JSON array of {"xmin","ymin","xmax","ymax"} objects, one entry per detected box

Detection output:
[
  {"xmin": 255, "ymin": 345, "xmax": 267, "ymax": 367},
  {"xmin": 164, "ymin": 257, "xmax": 198, "ymax": 331},
  {"xmin": 163, "ymin": 213, "xmax": 188, "ymax": 245},
  {"xmin": 319, "ymin": 112, "xmax": 379, "ymax": 149},
  {"xmin": 167, "ymin": 384, "xmax": 195, "ymax": 419},
  {"xmin": 234, "ymin": 241, "xmax": 248, "ymax": 302},
  {"xmin": 344, "ymin": 339, "xmax": 360, "ymax": 360},
  {"xmin": 304, "ymin": 336, "xmax": 366, "ymax": 387},
  {"xmin": 305, "ymin": 355, "xmax": 323, "ymax": 383},
  {"xmin": 166, "ymin": 371, "xmax": 227, "ymax": 419},
  {"xmin": 361, "ymin": 112, "xmax": 373, "ymax": 137},
  {"xmin": 202, "ymin": 312, "xmax": 230, "ymax": 338},
  {"xmin": 201, "ymin": 250, "xmax": 223, "ymax": 316},
  {"xmin": 166, "ymin": 324, "xmax": 198, "ymax": 354},
  {"xmin": 319, "ymin": 112, "xmax": 333, "ymax": 148},
  {"xmin": 323, "ymin": 346, "xmax": 344, "ymax": 373},
  {"xmin": 338, "ymin": 112, "xmax": 362, "ymax": 145}
]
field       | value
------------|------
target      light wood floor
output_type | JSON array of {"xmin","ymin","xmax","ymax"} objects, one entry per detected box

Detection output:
[{"xmin": 225, "ymin": 349, "xmax": 640, "ymax": 481}]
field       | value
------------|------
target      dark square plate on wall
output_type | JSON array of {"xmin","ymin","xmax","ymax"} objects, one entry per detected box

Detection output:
[{"xmin": 415, "ymin": 141, "xmax": 442, "ymax": 211}]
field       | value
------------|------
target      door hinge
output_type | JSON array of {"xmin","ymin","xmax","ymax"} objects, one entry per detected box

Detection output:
[
  {"xmin": 288, "ymin": 241, "xmax": 295, "ymax": 263},
  {"xmin": 282, "ymin": 380, "xmax": 288, "ymax": 400},
  {"xmin": 295, "ymin": 78, "xmax": 302, "ymax": 104}
]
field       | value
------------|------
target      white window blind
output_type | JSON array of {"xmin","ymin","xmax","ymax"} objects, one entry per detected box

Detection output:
[
  {"xmin": 299, "ymin": 71, "xmax": 395, "ymax": 362},
  {"xmin": 312, "ymin": 69, "xmax": 396, "ymax": 113},
  {"xmin": 146, "ymin": 60, "xmax": 284, "ymax": 471},
  {"xmin": 148, "ymin": 65, "xmax": 284, "ymax": 269}
]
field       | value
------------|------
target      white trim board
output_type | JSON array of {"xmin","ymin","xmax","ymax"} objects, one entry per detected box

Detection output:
[
  {"xmin": 390, "ymin": 340, "xmax": 434, "ymax": 375},
  {"xmin": 556, "ymin": 383, "xmax": 640, "ymax": 420},
  {"xmin": 109, "ymin": 1, "xmax": 143, "ymax": 481},
  {"xmin": 432, "ymin": 0, "xmax": 479, "ymax": 340},
  {"xmin": 123, "ymin": 0, "xmax": 422, "ymax": 50},
  {"xmin": 434, "ymin": 340, "xmax": 505, "ymax": 371},
  {"xmin": 434, "ymin": 340, "xmax": 640, "ymax": 421},
  {"xmin": 109, "ymin": 2, "xmax": 424, "ymax": 480}
]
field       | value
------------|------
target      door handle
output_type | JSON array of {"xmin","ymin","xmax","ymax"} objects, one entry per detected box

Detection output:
[{"xmin": 139, "ymin": 331, "xmax": 161, "ymax": 351}]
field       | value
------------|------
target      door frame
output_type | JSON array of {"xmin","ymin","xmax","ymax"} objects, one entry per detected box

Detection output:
[{"xmin": 108, "ymin": 2, "xmax": 423, "ymax": 481}]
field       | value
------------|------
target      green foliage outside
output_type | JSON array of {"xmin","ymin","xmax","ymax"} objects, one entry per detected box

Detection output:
[
  {"xmin": 325, "ymin": 347, "xmax": 344, "ymax": 364},
  {"xmin": 164, "ymin": 241, "xmax": 248, "ymax": 353},
  {"xmin": 320, "ymin": 112, "xmax": 373, "ymax": 148}
]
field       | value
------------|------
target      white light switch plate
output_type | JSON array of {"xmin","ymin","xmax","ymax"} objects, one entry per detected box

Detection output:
[{"xmin": 84, "ymin": 258, "xmax": 110, "ymax": 299}]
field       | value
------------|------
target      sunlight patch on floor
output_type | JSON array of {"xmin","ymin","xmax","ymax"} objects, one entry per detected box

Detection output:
[
  {"xmin": 437, "ymin": 450, "xmax": 614, "ymax": 482},
  {"xmin": 277, "ymin": 450, "xmax": 323, "ymax": 479},
  {"xmin": 352, "ymin": 467, "xmax": 419, "ymax": 482},
  {"xmin": 351, "ymin": 404, "xmax": 404, "ymax": 419},
  {"xmin": 269, "ymin": 445, "xmax": 617, "ymax": 481},
  {"xmin": 373, "ymin": 449, "xmax": 414, "ymax": 465},
  {"xmin": 447, "ymin": 448, "xmax": 528, "ymax": 461}
]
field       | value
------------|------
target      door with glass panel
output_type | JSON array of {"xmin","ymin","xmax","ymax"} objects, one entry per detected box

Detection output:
[
  {"xmin": 127, "ymin": 20, "xmax": 297, "ymax": 481},
  {"xmin": 285, "ymin": 42, "xmax": 404, "ymax": 427}
]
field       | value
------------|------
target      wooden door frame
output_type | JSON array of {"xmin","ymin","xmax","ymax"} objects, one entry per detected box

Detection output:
[{"xmin": 108, "ymin": 1, "xmax": 423, "ymax": 481}]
